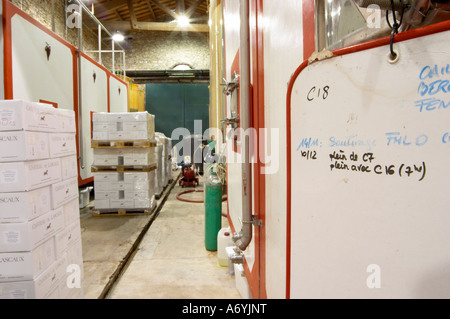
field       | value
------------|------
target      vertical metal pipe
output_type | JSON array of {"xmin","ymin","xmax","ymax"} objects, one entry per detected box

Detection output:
[
  {"xmin": 112, "ymin": 39, "xmax": 115, "ymax": 75},
  {"xmin": 78, "ymin": 7, "xmax": 85, "ymax": 170},
  {"xmin": 98, "ymin": 25, "xmax": 102, "ymax": 64},
  {"xmin": 51, "ymin": 0, "xmax": 55, "ymax": 32},
  {"xmin": 234, "ymin": 0, "xmax": 252, "ymax": 251},
  {"xmin": 123, "ymin": 51, "xmax": 126, "ymax": 78}
]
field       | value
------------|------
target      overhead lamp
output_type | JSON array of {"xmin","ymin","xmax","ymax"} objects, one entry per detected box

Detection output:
[
  {"xmin": 177, "ymin": 15, "xmax": 190, "ymax": 28},
  {"xmin": 112, "ymin": 32, "xmax": 125, "ymax": 42}
]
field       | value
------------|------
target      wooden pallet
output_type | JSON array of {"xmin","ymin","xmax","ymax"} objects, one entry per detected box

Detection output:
[
  {"xmin": 91, "ymin": 165, "xmax": 157, "ymax": 173},
  {"xmin": 91, "ymin": 140, "xmax": 157, "ymax": 149},
  {"xmin": 93, "ymin": 207, "xmax": 156, "ymax": 217}
]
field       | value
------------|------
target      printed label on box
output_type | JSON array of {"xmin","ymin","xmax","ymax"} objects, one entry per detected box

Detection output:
[
  {"xmin": 2, "ymin": 231, "xmax": 20, "ymax": 245},
  {"xmin": 9, "ymin": 289, "xmax": 27, "ymax": 299},
  {"xmin": 0, "ymin": 109, "xmax": 14, "ymax": 123},
  {"xmin": 0, "ymin": 170, "xmax": 17, "ymax": 184}
]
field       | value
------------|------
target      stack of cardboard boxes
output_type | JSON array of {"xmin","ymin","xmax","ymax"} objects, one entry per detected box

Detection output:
[
  {"xmin": 91, "ymin": 112, "xmax": 157, "ymax": 213},
  {"xmin": 0, "ymin": 100, "xmax": 84, "ymax": 299},
  {"xmin": 154, "ymin": 138, "xmax": 164, "ymax": 198},
  {"xmin": 155, "ymin": 133, "xmax": 173, "ymax": 190}
]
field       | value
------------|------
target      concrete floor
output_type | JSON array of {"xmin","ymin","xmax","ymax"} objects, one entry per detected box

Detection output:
[{"xmin": 80, "ymin": 172, "xmax": 241, "ymax": 299}]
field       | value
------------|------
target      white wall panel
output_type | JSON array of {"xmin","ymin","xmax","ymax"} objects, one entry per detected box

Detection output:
[
  {"xmin": 11, "ymin": 14, "xmax": 73, "ymax": 110},
  {"xmin": 109, "ymin": 76, "xmax": 128, "ymax": 114},
  {"xmin": 263, "ymin": 0, "xmax": 304, "ymax": 299},
  {"xmin": 79, "ymin": 56, "xmax": 108, "ymax": 181}
]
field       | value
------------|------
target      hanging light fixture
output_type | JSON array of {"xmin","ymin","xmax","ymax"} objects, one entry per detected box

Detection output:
[
  {"xmin": 112, "ymin": 32, "xmax": 125, "ymax": 42},
  {"xmin": 177, "ymin": 15, "xmax": 190, "ymax": 28}
]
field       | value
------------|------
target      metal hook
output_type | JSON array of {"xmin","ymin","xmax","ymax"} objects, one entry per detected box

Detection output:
[
  {"xmin": 45, "ymin": 42, "xmax": 52, "ymax": 61},
  {"xmin": 386, "ymin": 0, "xmax": 405, "ymax": 61}
]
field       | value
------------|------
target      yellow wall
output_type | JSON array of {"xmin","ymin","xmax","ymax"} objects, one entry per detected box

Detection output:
[
  {"xmin": 209, "ymin": 0, "xmax": 226, "ymax": 149},
  {"xmin": 120, "ymin": 76, "xmax": 146, "ymax": 113}
]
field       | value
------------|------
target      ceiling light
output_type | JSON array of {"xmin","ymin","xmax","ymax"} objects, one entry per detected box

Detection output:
[
  {"xmin": 177, "ymin": 15, "xmax": 190, "ymax": 28},
  {"xmin": 112, "ymin": 32, "xmax": 125, "ymax": 42}
]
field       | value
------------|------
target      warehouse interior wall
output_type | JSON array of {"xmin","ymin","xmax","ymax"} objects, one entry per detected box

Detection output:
[
  {"xmin": 11, "ymin": 0, "xmax": 210, "ymax": 77},
  {"xmin": 145, "ymin": 83, "xmax": 210, "ymax": 162},
  {"xmin": 125, "ymin": 30, "xmax": 210, "ymax": 71}
]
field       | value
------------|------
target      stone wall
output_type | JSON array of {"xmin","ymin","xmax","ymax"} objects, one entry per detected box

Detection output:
[
  {"xmin": 9, "ymin": 0, "xmax": 210, "ymax": 72},
  {"xmin": 124, "ymin": 30, "xmax": 210, "ymax": 71}
]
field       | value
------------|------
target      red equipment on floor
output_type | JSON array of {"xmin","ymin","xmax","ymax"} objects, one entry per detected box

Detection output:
[{"xmin": 179, "ymin": 163, "xmax": 199, "ymax": 188}]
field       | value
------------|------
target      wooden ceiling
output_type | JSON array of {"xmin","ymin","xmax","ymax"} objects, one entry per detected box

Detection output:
[{"xmin": 82, "ymin": 0, "xmax": 210, "ymax": 32}]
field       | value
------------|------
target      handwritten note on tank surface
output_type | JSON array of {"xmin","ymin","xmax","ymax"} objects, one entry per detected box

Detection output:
[{"xmin": 289, "ymin": 29, "xmax": 450, "ymax": 299}]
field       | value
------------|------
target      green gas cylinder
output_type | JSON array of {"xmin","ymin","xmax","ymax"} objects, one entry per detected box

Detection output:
[{"xmin": 204, "ymin": 167, "xmax": 222, "ymax": 251}]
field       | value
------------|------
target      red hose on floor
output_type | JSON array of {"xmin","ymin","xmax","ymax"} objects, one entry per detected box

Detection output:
[
  {"xmin": 176, "ymin": 189, "xmax": 205, "ymax": 204},
  {"xmin": 176, "ymin": 189, "xmax": 228, "ymax": 217}
]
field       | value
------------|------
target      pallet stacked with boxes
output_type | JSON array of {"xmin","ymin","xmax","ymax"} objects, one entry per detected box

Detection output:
[
  {"xmin": 155, "ymin": 133, "xmax": 173, "ymax": 190},
  {"xmin": 91, "ymin": 112, "xmax": 158, "ymax": 216},
  {"xmin": 0, "ymin": 100, "xmax": 84, "ymax": 299},
  {"xmin": 154, "ymin": 138, "xmax": 164, "ymax": 199}
]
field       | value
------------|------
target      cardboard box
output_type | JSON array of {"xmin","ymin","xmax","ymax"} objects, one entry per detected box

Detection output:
[
  {"xmin": 50, "ymin": 177, "xmax": 79, "ymax": 209},
  {"xmin": 108, "ymin": 112, "xmax": 150, "ymax": 122},
  {"xmin": 93, "ymin": 172, "xmax": 123, "ymax": 183},
  {"xmin": 0, "ymin": 237, "xmax": 55, "ymax": 282},
  {"xmin": 0, "ymin": 254, "xmax": 68, "ymax": 299},
  {"xmin": 93, "ymin": 180, "xmax": 111, "ymax": 191},
  {"xmin": 93, "ymin": 149, "xmax": 128, "ymax": 166},
  {"xmin": 110, "ymin": 181, "xmax": 134, "ymax": 191},
  {"xmin": 134, "ymin": 198, "xmax": 156, "ymax": 210},
  {"xmin": 125, "ymin": 171, "xmax": 155, "ymax": 191},
  {"xmin": 92, "ymin": 121, "xmax": 115, "ymax": 132},
  {"xmin": 0, "ymin": 100, "xmax": 58, "ymax": 132},
  {"xmin": 91, "ymin": 112, "xmax": 110, "ymax": 123},
  {"xmin": 92, "ymin": 131, "xmax": 108, "ymax": 141},
  {"xmin": 109, "ymin": 199, "xmax": 134, "ymax": 209},
  {"xmin": 0, "ymin": 207, "xmax": 64, "ymax": 253},
  {"xmin": 55, "ymin": 219, "xmax": 81, "ymax": 259},
  {"xmin": 48, "ymin": 133, "xmax": 76, "ymax": 158},
  {"xmin": 124, "ymin": 149, "xmax": 157, "ymax": 166},
  {"xmin": 92, "ymin": 112, "xmax": 155, "ymax": 140},
  {"xmin": 94, "ymin": 190, "xmax": 121, "ymax": 201},
  {"xmin": 58, "ymin": 239, "xmax": 84, "ymax": 299},
  {"xmin": 0, "ymin": 186, "xmax": 51, "ymax": 223},
  {"xmin": 107, "ymin": 131, "xmax": 133, "ymax": 140},
  {"xmin": 0, "ymin": 158, "xmax": 61, "ymax": 192},
  {"xmin": 0, "ymin": 131, "xmax": 49, "ymax": 162},
  {"xmin": 60, "ymin": 155, "xmax": 78, "ymax": 180},
  {"xmin": 93, "ymin": 149, "xmax": 156, "ymax": 166},
  {"xmin": 94, "ymin": 199, "xmax": 110, "ymax": 210},
  {"xmin": 55, "ymin": 109, "xmax": 76, "ymax": 133},
  {"xmin": 123, "ymin": 121, "xmax": 148, "ymax": 131},
  {"xmin": 124, "ymin": 190, "xmax": 152, "ymax": 201},
  {"xmin": 62, "ymin": 198, "xmax": 80, "ymax": 227}
]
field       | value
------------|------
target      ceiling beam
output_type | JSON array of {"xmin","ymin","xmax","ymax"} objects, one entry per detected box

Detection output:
[
  {"xmin": 101, "ymin": 20, "xmax": 209, "ymax": 32},
  {"xmin": 177, "ymin": 0, "xmax": 185, "ymax": 14},
  {"xmin": 144, "ymin": 0, "xmax": 156, "ymax": 21},
  {"xmin": 95, "ymin": 0, "xmax": 128, "ymax": 18},
  {"xmin": 185, "ymin": 0, "xmax": 205, "ymax": 18},
  {"xmin": 148, "ymin": 0, "xmax": 178, "ymax": 20},
  {"xmin": 127, "ymin": 0, "xmax": 138, "ymax": 29}
]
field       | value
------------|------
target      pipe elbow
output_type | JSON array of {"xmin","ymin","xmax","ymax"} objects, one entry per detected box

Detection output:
[{"xmin": 233, "ymin": 224, "xmax": 252, "ymax": 251}]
